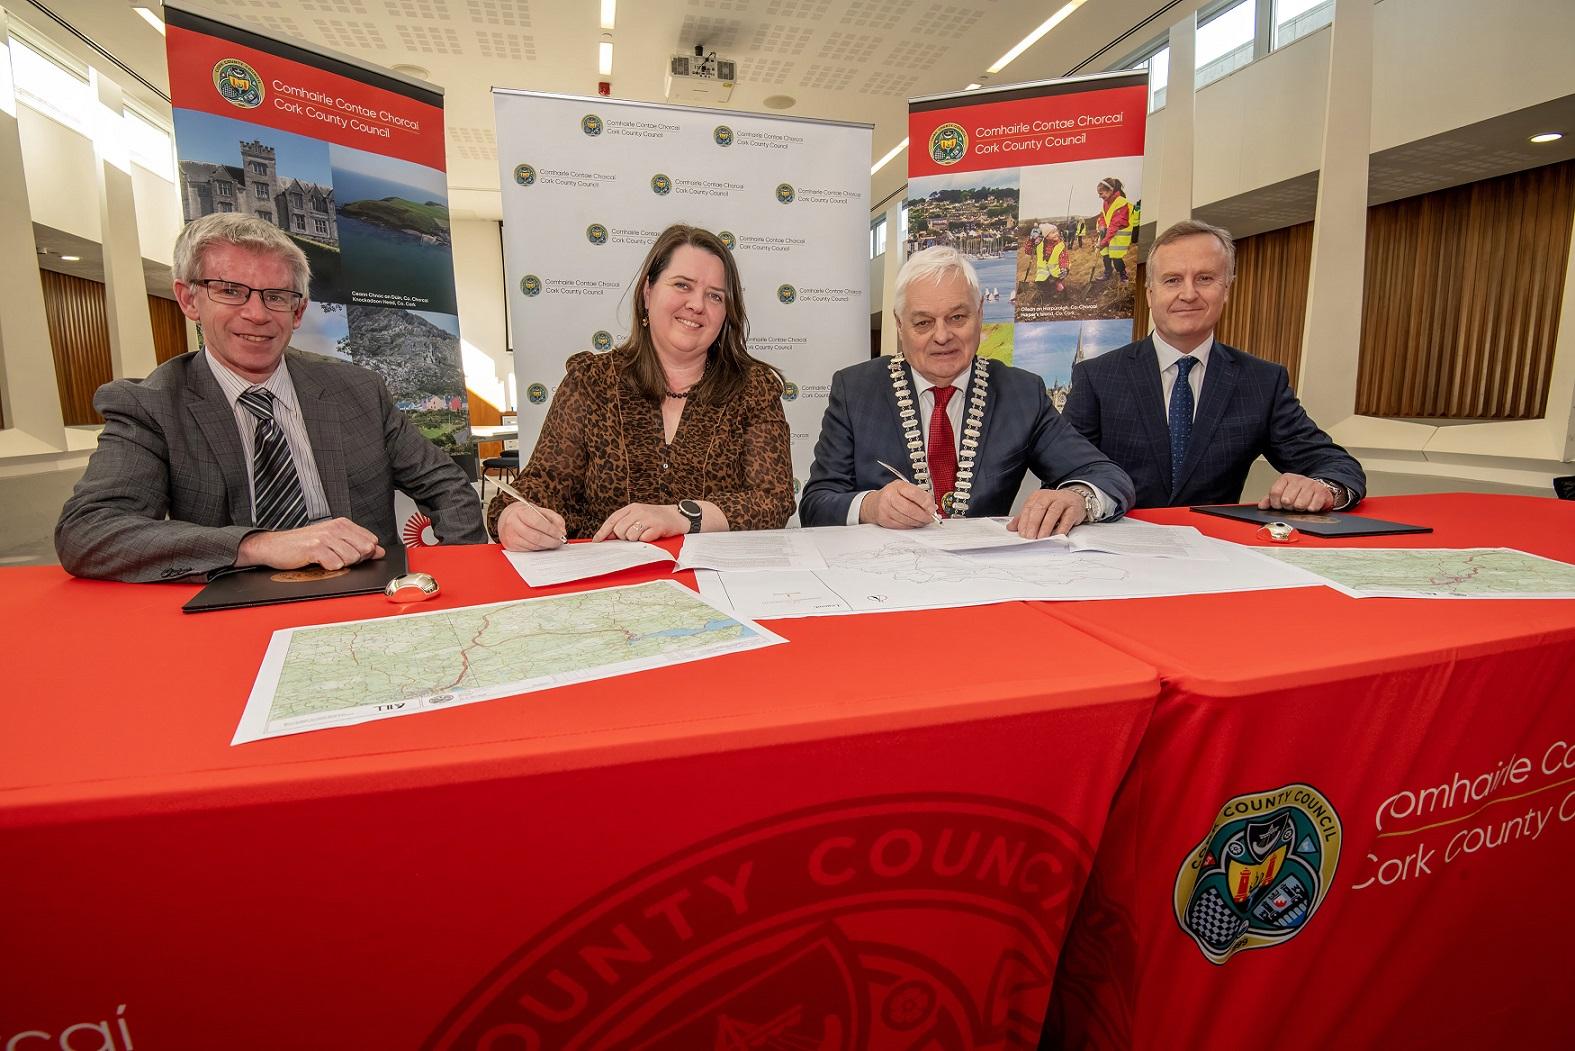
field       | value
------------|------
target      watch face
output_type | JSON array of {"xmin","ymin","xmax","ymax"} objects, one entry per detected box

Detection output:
[{"xmin": 679, "ymin": 499, "xmax": 702, "ymax": 518}]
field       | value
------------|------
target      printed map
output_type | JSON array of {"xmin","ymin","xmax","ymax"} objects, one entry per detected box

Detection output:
[
  {"xmin": 234, "ymin": 580, "xmax": 782, "ymax": 743},
  {"xmin": 1258, "ymin": 547, "xmax": 1575, "ymax": 599}
]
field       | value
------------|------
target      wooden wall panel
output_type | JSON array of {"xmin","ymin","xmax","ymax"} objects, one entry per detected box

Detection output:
[
  {"xmin": 150, "ymin": 295, "xmax": 192, "ymax": 364},
  {"xmin": 40, "ymin": 269, "xmax": 112, "ymax": 427},
  {"xmin": 1357, "ymin": 160, "xmax": 1574, "ymax": 419}
]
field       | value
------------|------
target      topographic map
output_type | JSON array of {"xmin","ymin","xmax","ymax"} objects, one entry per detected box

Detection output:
[
  {"xmin": 233, "ymin": 580, "xmax": 783, "ymax": 744},
  {"xmin": 1258, "ymin": 547, "xmax": 1575, "ymax": 599}
]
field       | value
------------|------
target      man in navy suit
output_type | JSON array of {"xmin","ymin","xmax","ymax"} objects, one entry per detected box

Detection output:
[
  {"xmin": 800, "ymin": 247, "xmax": 1133, "ymax": 536},
  {"xmin": 1064, "ymin": 220, "xmax": 1365, "ymax": 511}
]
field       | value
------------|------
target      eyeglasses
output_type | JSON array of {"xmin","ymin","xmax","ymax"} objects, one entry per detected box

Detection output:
[{"xmin": 194, "ymin": 279, "xmax": 303, "ymax": 313}]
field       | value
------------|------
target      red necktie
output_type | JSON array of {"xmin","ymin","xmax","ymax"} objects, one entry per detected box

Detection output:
[{"xmin": 928, "ymin": 385, "xmax": 957, "ymax": 513}]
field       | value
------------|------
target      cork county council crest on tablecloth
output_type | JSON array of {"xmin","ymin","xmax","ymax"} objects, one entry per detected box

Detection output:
[{"xmin": 1173, "ymin": 783, "xmax": 1341, "ymax": 964}]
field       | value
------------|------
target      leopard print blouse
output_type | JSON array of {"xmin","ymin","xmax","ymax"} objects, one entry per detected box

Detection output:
[{"xmin": 487, "ymin": 350, "xmax": 795, "ymax": 540}]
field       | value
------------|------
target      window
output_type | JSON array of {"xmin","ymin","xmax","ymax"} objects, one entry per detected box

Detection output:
[
  {"xmin": 870, "ymin": 215, "xmax": 887, "ymax": 259},
  {"xmin": 1275, "ymin": 0, "xmax": 1333, "ymax": 48},
  {"xmin": 124, "ymin": 107, "xmax": 174, "ymax": 180},
  {"xmin": 256, "ymin": 209, "xmax": 272, "ymax": 222},
  {"xmin": 254, "ymin": 182, "xmax": 269, "ymax": 199},
  {"xmin": 290, "ymin": 192, "xmax": 304, "ymax": 210},
  {"xmin": 215, "ymin": 181, "xmax": 232, "ymax": 198},
  {"xmin": 314, "ymin": 218, "xmax": 328, "ymax": 234},
  {"xmin": 899, "ymin": 201, "xmax": 909, "ymax": 256},
  {"xmin": 1136, "ymin": 47, "xmax": 1169, "ymax": 111},
  {"xmin": 9, "ymin": 36, "xmax": 90, "ymax": 133},
  {"xmin": 217, "ymin": 202, "xmax": 234, "ymax": 212},
  {"xmin": 1196, "ymin": 1, "xmax": 1255, "ymax": 89},
  {"xmin": 294, "ymin": 215, "xmax": 305, "ymax": 230},
  {"xmin": 312, "ymin": 194, "xmax": 325, "ymax": 211},
  {"xmin": 249, "ymin": 160, "xmax": 267, "ymax": 174}
]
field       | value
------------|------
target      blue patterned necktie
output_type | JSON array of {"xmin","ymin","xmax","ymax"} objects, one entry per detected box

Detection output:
[
  {"xmin": 238, "ymin": 388, "xmax": 309, "ymax": 530},
  {"xmin": 1169, "ymin": 355, "xmax": 1198, "ymax": 492}
]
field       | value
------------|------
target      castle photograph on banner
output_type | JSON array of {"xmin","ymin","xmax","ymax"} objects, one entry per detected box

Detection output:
[{"xmin": 909, "ymin": 72, "xmax": 1148, "ymax": 412}]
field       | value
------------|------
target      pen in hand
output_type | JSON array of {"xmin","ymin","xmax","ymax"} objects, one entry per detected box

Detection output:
[
  {"xmin": 491, "ymin": 477, "xmax": 568, "ymax": 544},
  {"xmin": 876, "ymin": 459, "xmax": 944, "ymax": 525}
]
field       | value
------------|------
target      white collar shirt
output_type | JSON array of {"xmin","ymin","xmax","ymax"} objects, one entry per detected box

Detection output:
[
  {"xmin": 1152, "ymin": 331, "xmax": 1215, "ymax": 423},
  {"xmin": 204, "ymin": 350, "xmax": 332, "ymax": 524}
]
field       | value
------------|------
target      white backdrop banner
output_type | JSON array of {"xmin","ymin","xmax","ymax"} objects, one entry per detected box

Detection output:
[{"xmin": 493, "ymin": 90, "xmax": 871, "ymax": 505}]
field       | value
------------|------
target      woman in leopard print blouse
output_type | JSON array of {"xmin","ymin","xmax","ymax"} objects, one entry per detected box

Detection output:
[{"xmin": 491, "ymin": 224, "xmax": 795, "ymax": 548}]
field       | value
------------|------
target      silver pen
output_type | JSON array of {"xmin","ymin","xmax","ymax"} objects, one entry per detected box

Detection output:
[
  {"xmin": 491, "ymin": 477, "xmax": 568, "ymax": 543},
  {"xmin": 876, "ymin": 459, "xmax": 943, "ymax": 525}
]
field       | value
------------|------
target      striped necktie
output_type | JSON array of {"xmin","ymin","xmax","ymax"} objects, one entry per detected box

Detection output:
[
  {"xmin": 1169, "ymin": 355, "xmax": 1198, "ymax": 494},
  {"xmin": 238, "ymin": 387, "xmax": 309, "ymax": 531}
]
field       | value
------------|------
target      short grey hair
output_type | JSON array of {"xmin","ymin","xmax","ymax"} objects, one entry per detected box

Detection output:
[
  {"xmin": 173, "ymin": 213, "xmax": 311, "ymax": 295},
  {"xmin": 1146, "ymin": 219, "xmax": 1236, "ymax": 287},
  {"xmin": 893, "ymin": 245, "xmax": 981, "ymax": 317}
]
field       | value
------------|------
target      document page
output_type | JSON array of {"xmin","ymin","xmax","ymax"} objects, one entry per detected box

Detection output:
[
  {"xmin": 503, "ymin": 541, "xmax": 674, "ymax": 587},
  {"xmin": 677, "ymin": 528, "xmax": 830, "ymax": 572}
]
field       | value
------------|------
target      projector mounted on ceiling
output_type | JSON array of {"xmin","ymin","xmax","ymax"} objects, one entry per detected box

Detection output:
[{"xmin": 667, "ymin": 44, "xmax": 736, "ymax": 105}]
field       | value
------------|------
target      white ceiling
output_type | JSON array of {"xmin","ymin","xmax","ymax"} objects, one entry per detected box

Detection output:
[{"xmin": 25, "ymin": 0, "xmax": 1199, "ymax": 218}]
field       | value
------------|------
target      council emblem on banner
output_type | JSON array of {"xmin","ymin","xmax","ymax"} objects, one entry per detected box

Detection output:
[
  {"xmin": 586, "ymin": 224, "xmax": 609, "ymax": 246},
  {"xmin": 513, "ymin": 163, "xmax": 537, "ymax": 186},
  {"xmin": 718, "ymin": 230, "xmax": 736, "ymax": 250},
  {"xmin": 526, "ymin": 383, "xmax": 548, "ymax": 405},
  {"xmin": 650, "ymin": 173, "xmax": 672, "ymax": 195},
  {"xmin": 1173, "ymin": 783, "xmax": 1342, "ymax": 965},
  {"xmin": 775, "ymin": 183, "xmax": 796, "ymax": 205},
  {"xmin": 519, "ymin": 275, "xmax": 541, "ymax": 297},
  {"xmin": 592, "ymin": 330, "xmax": 614, "ymax": 351},
  {"xmin": 929, "ymin": 123, "xmax": 967, "ymax": 166},
  {"xmin": 782, "ymin": 380, "xmax": 799, "ymax": 401},
  {"xmin": 713, "ymin": 125, "xmax": 733, "ymax": 147},
  {"xmin": 777, "ymin": 284, "xmax": 797, "ymax": 304},
  {"xmin": 213, "ymin": 58, "xmax": 264, "ymax": 109},
  {"xmin": 581, "ymin": 113, "xmax": 603, "ymax": 136}
]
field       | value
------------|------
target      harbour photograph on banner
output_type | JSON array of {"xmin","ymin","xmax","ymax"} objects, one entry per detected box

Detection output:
[{"xmin": 908, "ymin": 72, "xmax": 1149, "ymax": 399}]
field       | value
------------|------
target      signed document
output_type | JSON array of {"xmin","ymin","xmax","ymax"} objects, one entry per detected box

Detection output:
[{"xmin": 503, "ymin": 540, "xmax": 674, "ymax": 587}]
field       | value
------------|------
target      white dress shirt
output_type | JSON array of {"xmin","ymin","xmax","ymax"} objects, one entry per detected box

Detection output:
[
  {"xmin": 1152, "ymin": 331, "xmax": 1214, "ymax": 423},
  {"xmin": 205, "ymin": 350, "xmax": 332, "ymax": 524},
  {"xmin": 848, "ymin": 358, "xmax": 1111, "ymax": 524}
]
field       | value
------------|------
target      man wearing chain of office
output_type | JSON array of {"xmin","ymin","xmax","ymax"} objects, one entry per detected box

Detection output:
[{"xmin": 800, "ymin": 246, "xmax": 1134, "ymax": 536}]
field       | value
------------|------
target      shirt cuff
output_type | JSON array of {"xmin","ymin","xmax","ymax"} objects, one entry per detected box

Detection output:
[
  {"xmin": 847, "ymin": 490, "xmax": 870, "ymax": 526},
  {"xmin": 1058, "ymin": 479, "xmax": 1113, "ymax": 521}
]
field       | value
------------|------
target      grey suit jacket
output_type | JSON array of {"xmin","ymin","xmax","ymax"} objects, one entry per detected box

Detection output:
[
  {"xmin": 55, "ymin": 351, "xmax": 486, "ymax": 582},
  {"xmin": 1064, "ymin": 337, "xmax": 1366, "ymax": 508},
  {"xmin": 799, "ymin": 355, "xmax": 1135, "ymax": 526}
]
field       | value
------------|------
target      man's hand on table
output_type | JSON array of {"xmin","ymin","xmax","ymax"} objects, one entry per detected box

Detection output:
[
  {"xmin": 1009, "ymin": 487, "xmax": 1088, "ymax": 539},
  {"xmin": 235, "ymin": 518, "xmax": 384, "ymax": 571},
  {"xmin": 1258, "ymin": 473, "xmax": 1339, "ymax": 513},
  {"xmin": 861, "ymin": 479, "xmax": 939, "ymax": 529}
]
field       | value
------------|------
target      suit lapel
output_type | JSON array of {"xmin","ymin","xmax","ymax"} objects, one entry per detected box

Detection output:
[
  {"xmin": 185, "ymin": 355, "xmax": 254, "ymax": 526},
  {"xmin": 1173, "ymin": 343, "xmax": 1239, "ymax": 498},
  {"xmin": 290, "ymin": 357, "xmax": 352, "ymax": 517},
  {"xmin": 1126, "ymin": 338, "xmax": 1173, "ymax": 490}
]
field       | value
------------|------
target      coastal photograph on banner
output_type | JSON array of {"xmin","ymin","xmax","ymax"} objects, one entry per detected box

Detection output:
[
  {"xmin": 905, "ymin": 169, "xmax": 1020, "ymax": 324},
  {"xmin": 331, "ymin": 147, "xmax": 458, "ymax": 315},
  {"xmin": 346, "ymin": 306, "xmax": 470, "ymax": 453},
  {"xmin": 1014, "ymin": 155, "xmax": 1144, "ymax": 324}
]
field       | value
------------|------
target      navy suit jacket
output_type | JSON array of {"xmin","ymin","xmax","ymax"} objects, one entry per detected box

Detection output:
[
  {"xmin": 799, "ymin": 355, "xmax": 1134, "ymax": 526},
  {"xmin": 1064, "ymin": 337, "xmax": 1366, "ymax": 509}
]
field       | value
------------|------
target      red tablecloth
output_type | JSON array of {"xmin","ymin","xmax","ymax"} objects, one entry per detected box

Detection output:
[
  {"xmin": 1040, "ymin": 494, "xmax": 1575, "ymax": 1051},
  {"xmin": 0, "ymin": 543, "xmax": 1158, "ymax": 1050}
]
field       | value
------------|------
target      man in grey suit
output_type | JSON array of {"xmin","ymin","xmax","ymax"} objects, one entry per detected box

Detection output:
[
  {"xmin": 800, "ymin": 246, "xmax": 1134, "ymax": 536},
  {"xmin": 1064, "ymin": 219, "xmax": 1365, "ymax": 510},
  {"xmin": 55, "ymin": 213, "xmax": 485, "ymax": 582}
]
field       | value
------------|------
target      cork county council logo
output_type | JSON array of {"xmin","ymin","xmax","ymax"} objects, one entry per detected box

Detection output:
[
  {"xmin": 586, "ymin": 224, "xmax": 609, "ymax": 245},
  {"xmin": 423, "ymin": 794, "xmax": 1095, "ymax": 1051},
  {"xmin": 650, "ymin": 173, "xmax": 672, "ymax": 196},
  {"xmin": 775, "ymin": 182, "xmax": 796, "ymax": 204},
  {"xmin": 592, "ymin": 330, "xmax": 614, "ymax": 351},
  {"xmin": 1174, "ymin": 783, "xmax": 1342, "ymax": 965},
  {"xmin": 581, "ymin": 113, "xmax": 603, "ymax": 136},
  {"xmin": 526, "ymin": 383, "xmax": 548, "ymax": 405},
  {"xmin": 713, "ymin": 124, "xmax": 734, "ymax": 147},
  {"xmin": 777, "ymin": 284, "xmax": 797, "ymax": 304},
  {"xmin": 519, "ymin": 275, "xmax": 541, "ymax": 297},
  {"xmin": 213, "ymin": 58, "xmax": 264, "ymax": 110},
  {"xmin": 718, "ymin": 230, "xmax": 736, "ymax": 250},
  {"xmin": 512, "ymin": 163, "xmax": 536, "ymax": 186},
  {"xmin": 781, "ymin": 380, "xmax": 799, "ymax": 401},
  {"xmin": 929, "ymin": 122, "xmax": 968, "ymax": 166}
]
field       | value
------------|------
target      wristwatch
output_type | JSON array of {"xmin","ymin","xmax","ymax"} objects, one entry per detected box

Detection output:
[
  {"xmin": 1063, "ymin": 483, "xmax": 1100, "ymax": 523},
  {"xmin": 1315, "ymin": 479, "xmax": 1346, "ymax": 508},
  {"xmin": 678, "ymin": 499, "xmax": 704, "ymax": 534}
]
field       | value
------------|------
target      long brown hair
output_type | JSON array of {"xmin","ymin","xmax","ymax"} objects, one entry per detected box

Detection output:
[{"xmin": 620, "ymin": 224, "xmax": 779, "ymax": 405}]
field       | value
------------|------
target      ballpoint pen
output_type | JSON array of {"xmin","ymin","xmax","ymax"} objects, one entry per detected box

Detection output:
[
  {"xmin": 491, "ymin": 476, "xmax": 568, "ymax": 543},
  {"xmin": 876, "ymin": 459, "xmax": 943, "ymax": 525}
]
